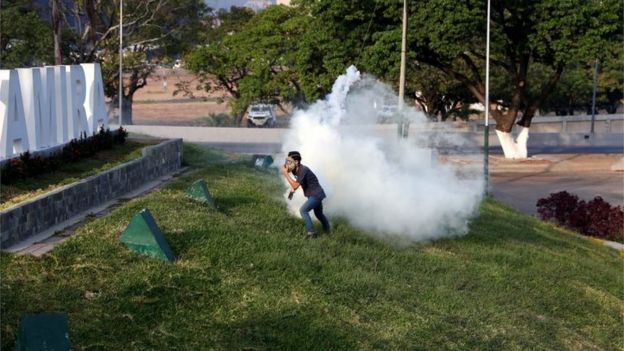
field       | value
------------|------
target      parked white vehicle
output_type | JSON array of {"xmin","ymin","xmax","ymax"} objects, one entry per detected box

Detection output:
[{"xmin": 246, "ymin": 104, "xmax": 277, "ymax": 127}]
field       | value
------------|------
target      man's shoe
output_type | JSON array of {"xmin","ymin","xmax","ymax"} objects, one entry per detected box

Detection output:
[{"xmin": 307, "ymin": 232, "xmax": 317, "ymax": 239}]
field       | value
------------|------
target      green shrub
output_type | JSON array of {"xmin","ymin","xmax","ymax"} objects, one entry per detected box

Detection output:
[
  {"xmin": 193, "ymin": 113, "xmax": 235, "ymax": 127},
  {"xmin": 537, "ymin": 191, "xmax": 624, "ymax": 243},
  {"xmin": 1, "ymin": 127, "xmax": 127, "ymax": 185}
]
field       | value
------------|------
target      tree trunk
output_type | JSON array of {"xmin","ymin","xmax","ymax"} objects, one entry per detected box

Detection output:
[
  {"xmin": 235, "ymin": 113, "xmax": 245, "ymax": 127},
  {"xmin": 121, "ymin": 96, "xmax": 133, "ymax": 125},
  {"xmin": 490, "ymin": 108, "xmax": 512, "ymax": 132},
  {"xmin": 492, "ymin": 109, "xmax": 530, "ymax": 159},
  {"xmin": 495, "ymin": 127, "xmax": 529, "ymax": 159},
  {"xmin": 51, "ymin": 0, "xmax": 62, "ymax": 65}
]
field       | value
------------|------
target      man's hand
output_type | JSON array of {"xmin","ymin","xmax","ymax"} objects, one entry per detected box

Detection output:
[{"xmin": 282, "ymin": 165, "xmax": 300, "ymax": 191}]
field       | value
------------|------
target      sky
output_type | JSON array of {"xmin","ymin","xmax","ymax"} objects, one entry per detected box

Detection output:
[
  {"xmin": 34, "ymin": 0, "xmax": 272, "ymax": 15},
  {"xmin": 205, "ymin": 0, "xmax": 276, "ymax": 11}
]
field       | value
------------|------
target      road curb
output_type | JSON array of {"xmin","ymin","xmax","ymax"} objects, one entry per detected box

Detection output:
[{"xmin": 588, "ymin": 237, "xmax": 624, "ymax": 253}]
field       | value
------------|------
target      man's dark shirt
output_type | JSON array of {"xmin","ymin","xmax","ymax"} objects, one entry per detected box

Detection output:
[{"xmin": 294, "ymin": 165, "xmax": 326, "ymax": 200}]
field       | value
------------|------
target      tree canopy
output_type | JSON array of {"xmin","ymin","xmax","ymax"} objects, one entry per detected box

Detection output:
[
  {"xmin": 188, "ymin": 0, "xmax": 622, "ymax": 125},
  {"xmin": 0, "ymin": 0, "xmax": 53, "ymax": 68},
  {"xmin": 390, "ymin": 0, "xmax": 622, "ymax": 129},
  {"xmin": 3, "ymin": 0, "xmax": 622, "ymax": 126}
]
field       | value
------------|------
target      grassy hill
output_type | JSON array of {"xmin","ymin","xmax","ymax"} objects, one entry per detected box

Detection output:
[{"xmin": 1, "ymin": 145, "xmax": 622, "ymax": 350}]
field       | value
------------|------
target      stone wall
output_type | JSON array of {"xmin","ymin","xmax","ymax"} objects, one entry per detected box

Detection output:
[{"xmin": 1, "ymin": 139, "xmax": 183, "ymax": 248}]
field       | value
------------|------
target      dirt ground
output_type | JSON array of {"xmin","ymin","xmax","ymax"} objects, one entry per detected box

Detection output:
[
  {"xmin": 128, "ymin": 69, "xmax": 231, "ymax": 125},
  {"xmin": 124, "ymin": 68, "xmax": 291, "ymax": 126}
]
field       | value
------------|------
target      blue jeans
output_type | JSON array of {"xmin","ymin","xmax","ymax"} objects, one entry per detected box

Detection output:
[{"xmin": 300, "ymin": 196, "xmax": 330, "ymax": 234}]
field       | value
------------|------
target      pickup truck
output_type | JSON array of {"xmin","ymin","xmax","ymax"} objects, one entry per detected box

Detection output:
[{"xmin": 246, "ymin": 104, "xmax": 276, "ymax": 127}]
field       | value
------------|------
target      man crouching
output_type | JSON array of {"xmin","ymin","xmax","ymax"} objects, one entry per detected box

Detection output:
[{"xmin": 282, "ymin": 151, "xmax": 331, "ymax": 239}]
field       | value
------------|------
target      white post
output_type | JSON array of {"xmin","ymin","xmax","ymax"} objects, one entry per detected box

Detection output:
[
  {"xmin": 119, "ymin": 0, "xmax": 123, "ymax": 126},
  {"xmin": 398, "ymin": 0, "xmax": 407, "ymax": 110},
  {"xmin": 398, "ymin": 0, "xmax": 408, "ymax": 138},
  {"xmin": 590, "ymin": 58, "xmax": 599, "ymax": 134},
  {"xmin": 484, "ymin": 0, "xmax": 491, "ymax": 194}
]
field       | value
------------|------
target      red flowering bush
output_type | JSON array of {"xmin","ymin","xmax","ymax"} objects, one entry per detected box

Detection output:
[
  {"xmin": 537, "ymin": 191, "xmax": 623, "ymax": 243},
  {"xmin": 1, "ymin": 158, "xmax": 26, "ymax": 183},
  {"xmin": 114, "ymin": 126, "xmax": 128, "ymax": 144},
  {"xmin": 1, "ymin": 127, "xmax": 127, "ymax": 185}
]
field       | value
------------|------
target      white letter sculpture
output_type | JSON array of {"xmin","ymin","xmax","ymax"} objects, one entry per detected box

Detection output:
[
  {"xmin": 0, "ymin": 70, "xmax": 30, "ymax": 158},
  {"xmin": 0, "ymin": 64, "xmax": 109, "ymax": 159},
  {"xmin": 66, "ymin": 65, "xmax": 89, "ymax": 139},
  {"xmin": 17, "ymin": 68, "xmax": 49, "ymax": 149},
  {"xmin": 81, "ymin": 63, "xmax": 109, "ymax": 134}
]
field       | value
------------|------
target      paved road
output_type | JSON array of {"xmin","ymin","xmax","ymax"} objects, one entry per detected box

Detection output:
[
  {"xmin": 489, "ymin": 153, "xmax": 623, "ymax": 215},
  {"xmin": 497, "ymin": 146, "xmax": 624, "ymax": 155}
]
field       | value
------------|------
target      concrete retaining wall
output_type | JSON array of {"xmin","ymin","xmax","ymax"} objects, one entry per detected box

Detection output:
[
  {"xmin": 120, "ymin": 114, "xmax": 623, "ymax": 147},
  {"xmin": 0, "ymin": 139, "xmax": 183, "ymax": 248},
  {"xmin": 470, "ymin": 114, "xmax": 624, "ymax": 133}
]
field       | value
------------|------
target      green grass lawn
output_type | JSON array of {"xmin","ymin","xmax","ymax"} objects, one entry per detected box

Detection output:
[
  {"xmin": 1, "ymin": 144, "xmax": 622, "ymax": 350},
  {"xmin": 0, "ymin": 141, "xmax": 150, "ymax": 210}
]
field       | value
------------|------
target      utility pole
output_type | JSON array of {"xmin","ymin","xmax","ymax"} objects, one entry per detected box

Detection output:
[
  {"xmin": 398, "ymin": 0, "xmax": 408, "ymax": 138},
  {"xmin": 590, "ymin": 58, "xmax": 599, "ymax": 134},
  {"xmin": 484, "ymin": 0, "xmax": 491, "ymax": 195},
  {"xmin": 119, "ymin": 0, "xmax": 123, "ymax": 126}
]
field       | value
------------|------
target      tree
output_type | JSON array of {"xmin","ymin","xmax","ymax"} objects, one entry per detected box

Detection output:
[
  {"xmin": 188, "ymin": 1, "xmax": 430, "ymax": 124},
  {"xmin": 185, "ymin": 4, "xmax": 351, "ymax": 124},
  {"xmin": 407, "ymin": 0, "xmax": 622, "ymax": 158},
  {"xmin": 531, "ymin": 42, "xmax": 623, "ymax": 116},
  {"xmin": 361, "ymin": 30, "xmax": 477, "ymax": 121},
  {"xmin": 360, "ymin": 0, "xmax": 621, "ymax": 157},
  {"xmin": 595, "ymin": 47, "xmax": 624, "ymax": 114},
  {"xmin": 294, "ymin": 0, "xmax": 389, "ymax": 101},
  {"xmin": 184, "ymin": 6, "xmax": 256, "ymax": 125},
  {"xmin": 60, "ymin": 0, "xmax": 207, "ymax": 124},
  {"xmin": 296, "ymin": 0, "xmax": 481, "ymax": 122},
  {"xmin": 410, "ymin": 66, "xmax": 479, "ymax": 121},
  {"xmin": 51, "ymin": 0, "xmax": 62, "ymax": 65},
  {"xmin": 0, "ymin": 0, "xmax": 53, "ymax": 68},
  {"xmin": 538, "ymin": 63, "xmax": 592, "ymax": 116}
]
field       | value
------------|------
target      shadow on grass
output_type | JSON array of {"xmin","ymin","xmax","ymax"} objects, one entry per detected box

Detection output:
[
  {"xmin": 212, "ymin": 195, "xmax": 263, "ymax": 216},
  {"xmin": 212, "ymin": 308, "xmax": 361, "ymax": 351}
]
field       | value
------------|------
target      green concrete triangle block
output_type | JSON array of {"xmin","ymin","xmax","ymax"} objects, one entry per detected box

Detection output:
[
  {"xmin": 120, "ymin": 208, "xmax": 175, "ymax": 262},
  {"xmin": 17, "ymin": 313, "xmax": 71, "ymax": 351},
  {"xmin": 253, "ymin": 154, "xmax": 274, "ymax": 169},
  {"xmin": 187, "ymin": 179, "xmax": 215, "ymax": 206}
]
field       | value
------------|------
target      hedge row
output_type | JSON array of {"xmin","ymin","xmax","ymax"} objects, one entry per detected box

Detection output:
[
  {"xmin": 537, "ymin": 191, "xmax": 623, "ymax": 243},
  {"xmin": 1, "ymin": 127, "xmax": 128, "ymax": 185}
]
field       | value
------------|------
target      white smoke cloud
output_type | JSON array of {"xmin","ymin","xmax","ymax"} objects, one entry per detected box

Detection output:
[{"xmin": 280, "ymin": 66, "xmax": 484, "ymax": 241}]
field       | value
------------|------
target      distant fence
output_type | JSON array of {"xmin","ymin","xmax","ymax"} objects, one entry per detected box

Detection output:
[
  {"xmin": 118, "ymin": 113, "xmax": 623, "ymax": 149},
  {"xmin": 469, "ymin": 114, "xmax": 623, "ymax": 133}
]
